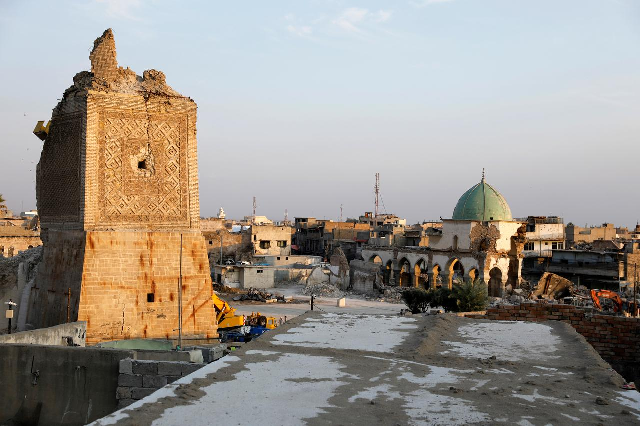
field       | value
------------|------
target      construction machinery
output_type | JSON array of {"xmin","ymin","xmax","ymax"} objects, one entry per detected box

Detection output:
[
  {"xmin": 247, "ymin": 312, "xmax": 278, "ymax": 329},
  {"xmin": 590, "ymin": 289, "xmax": 623, "ymax": 313},
  {"xmin": 212, "ymin": 293, "xmax": 246, "ymax": 329},
  {"xmin": 212, "ymin": 293, "xmax": 279, "ymax": 332}
]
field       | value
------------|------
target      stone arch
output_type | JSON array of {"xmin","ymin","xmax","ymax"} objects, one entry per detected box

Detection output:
[
  {"xmin": 28, "ymin": 245, "xmax": 34, "ymax": 249},
  {"xmin": 414, "ymin": 258, "xmax": 428, "ymax": 288},
  {"xmin": 432, "ymin": 264, "xmax": 442, "ymax": 288},
  {"xmin": 488, "ymin": 267, "xmax": 503, "ymax": 297},
  {"xmin": 398, "ymin": 257, "xmax": 412, "ymax": 287},
  {"xmin": 369, "ymin": 254, "xmax": 382, "ymax": 264},
  {"xmin": 445, "ymin": 258, "xmax": 464, "ymax": 288}
]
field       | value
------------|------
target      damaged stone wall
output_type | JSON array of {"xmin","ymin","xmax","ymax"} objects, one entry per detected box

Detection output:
[
  {"xmin": 349, "ymin": 259, "xmax": 382, "ymax": 294},
  {"xmin": 0, "ymin": 246, "xmax": 42, "ymax": 332},
  {"xmin": 203, "ymin": 228, "xmax": 248, "ymax": 265},
  {"xmin": 29, "ymin": 29, "xmax": 215, "ymax": 344},
  {"xmin": 0, "ymin": 225, "xmax": 41, "ymax": 258}
]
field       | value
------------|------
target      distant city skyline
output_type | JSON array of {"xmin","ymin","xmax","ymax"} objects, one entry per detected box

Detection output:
[{"xmin": 1, "ymin": 0, "xmax": 639, "ymax": 227}]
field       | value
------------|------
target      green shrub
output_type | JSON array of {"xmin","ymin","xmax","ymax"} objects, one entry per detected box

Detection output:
[
  {"xmin": 452, "ymin": 279, "xmax": 489, "ymax": 312},
  {"xmin": 401, "ymin": 288, "xmax": 432, "ymax": 314},
  {"xmin": 430, "ymin": 287, "xmax": 458, "ymax": 312}
]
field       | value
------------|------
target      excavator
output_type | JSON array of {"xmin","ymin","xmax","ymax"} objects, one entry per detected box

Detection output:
[
  {"xmin": 212, "ymin": 292, "xmax": 246, "ymax": 329},
  {"xmin": 212, "ymin": 293, "xmax": 278, "ymax": 330},
  {"xmin": 590, "ymin": 289, "xmax": 623, "ymax": 313}
]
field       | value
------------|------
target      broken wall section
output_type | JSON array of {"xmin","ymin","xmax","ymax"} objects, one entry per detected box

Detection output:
[{"xmin": 349, "ymin": 260, "xmax": 383, "ymax": 294}]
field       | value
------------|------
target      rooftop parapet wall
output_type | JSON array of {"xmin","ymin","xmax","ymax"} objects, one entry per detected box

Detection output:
[{"xmin": 468, "ymin": 303, "xmax": 640, "ymax": 381}]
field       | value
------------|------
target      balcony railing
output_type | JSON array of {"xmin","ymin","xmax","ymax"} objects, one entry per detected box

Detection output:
[{"xmin": 523, "ymin": 249, "xmax": 553, "ymax": 258}]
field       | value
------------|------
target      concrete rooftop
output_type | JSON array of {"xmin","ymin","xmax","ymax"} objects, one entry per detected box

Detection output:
[{"xmin": 94, "ymin": 312, "xmax": 640, "ymax": 425}]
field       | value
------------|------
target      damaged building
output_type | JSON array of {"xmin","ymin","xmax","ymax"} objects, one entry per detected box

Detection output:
[
  {"xmin": 24, "ymin": 29, "xmax": 216, "ymax": 344},
  {"xmin": 363, "ymin": 175, "xmax": 525, "ymax": 297},
  {"xmin": 0, "ymin": 214, "xmax": 41, "ymax": 258}
]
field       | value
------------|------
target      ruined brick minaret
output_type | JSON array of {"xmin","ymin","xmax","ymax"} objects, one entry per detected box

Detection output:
[{"xmin": 30, "ymin": 29, "xmax": 216, "ymax": 344}]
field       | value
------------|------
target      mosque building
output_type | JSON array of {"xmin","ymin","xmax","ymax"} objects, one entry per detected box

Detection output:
[{"xmin": 363, "ymin": 173, "xmax": 526, "ymax": 297}]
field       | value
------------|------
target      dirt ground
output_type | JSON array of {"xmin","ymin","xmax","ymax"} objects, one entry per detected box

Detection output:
[{"xmin": 94, "ymin": 312, "xmax": 640, "ymax": 425}]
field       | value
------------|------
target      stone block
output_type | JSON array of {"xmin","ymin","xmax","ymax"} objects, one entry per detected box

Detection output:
[
  {"xmin": 119, "ymin": 358, "xmax": 133, "ymax": 375},
  {"xmin": 131, "ymin": 387, "xmax": 156, "ymax": 400},
  {"xmin": 143, "ymin": 374, "xmax": 168, "ymax": 388},
  {"xmin": 188, "ymin": 350, "xmax": 204, "ymax": 364},
  {"xmin": 211, "ymin": 345, "xmax": 225, "ymax": 361},
  {"xmin": 181, "ymin": 363, "xmax": 204, "ymax": 376},
  {"xmin": 157, "ymin": 361, "xmax": 183, "ymax": 376},
  {"xmin": 166, "ymin": 375, "xmax": 181, "ymax": 384},
  {"xmin": 132, "ymin": 360, "xmax": 158, "ymax": 375},
  {"xmin": 118, "ymin": 374, "xmax": 142, "ymax": 387},
  {"xmin": 116, "ymin": 386, "xmax": 132, "ymax": 400}
]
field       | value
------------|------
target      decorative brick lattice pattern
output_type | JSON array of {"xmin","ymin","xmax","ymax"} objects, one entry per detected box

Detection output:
[
  {"xmin": 98, "ymin": 111, "xmax": 188, "ymax": 225},
  {"xmin": 36, "ymin": 114, "xmax": 82, "ymax": 223},
  {"xmin": 31, "ymin": 29, "xmax": 214, "ymax": 343},
  {"xmin": 89, "ymin": 29, "xmax": 118, "ymax": 82}
]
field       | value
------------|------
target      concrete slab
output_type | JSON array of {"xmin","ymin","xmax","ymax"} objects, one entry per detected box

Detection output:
[{"xmin": 93, "ymin": 313, "xmax": 640, "ymax": 425}]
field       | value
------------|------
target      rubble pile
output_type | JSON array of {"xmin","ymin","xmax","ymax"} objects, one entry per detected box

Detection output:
[
  {"xmin": 531, "ymin": 272, "xmax": 573, "ymax": 300},
  {"xmin": 303, "ymin": 282, "xmax": 344, "ymax": 298},
  {"xmin": 493, "ymin": 273, "xmax": 596, "ymax": 309},
  {"xmin": 378, "ymin": 286, "xmax": 404, "ymax": 303},
  {"xmin": 232, "ymin": 288, "xmax": 287, "ymax": 303}
]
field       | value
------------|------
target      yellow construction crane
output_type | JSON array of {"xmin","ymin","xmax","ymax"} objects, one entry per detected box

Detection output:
[
  {"xmin": 33, "ymin": 121, "xmax": 50, "ymax": 141},
  {"xmin": 212, "ymin": 293, "xmax": 246, "ymax": 329}
]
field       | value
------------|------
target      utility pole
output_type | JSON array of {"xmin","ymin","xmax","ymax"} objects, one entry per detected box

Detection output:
[
  {"xmin": 5, "ymin": 299, "xmax": 16, "ymax": 334},
  {"xmin": 178, "ymin": 234, "xmax": 183, "ymax": 350},
  {"xmin": 634, "ymin": 263, "xmax": 637, "ymax": 318},
  {"xmin": 252, "ymin": 196, "xmax": 257, "ymax": 224},
  {"xmin": 219, "ymin": 231, "xmax": 223, "ymax": 266},
  {"xmin": 340, "ymin": 204, "xmax": 343, "ymax": 222},
  {"xmin": 374, "ymin": 173, "xmax": 380, "ymax": 224}
]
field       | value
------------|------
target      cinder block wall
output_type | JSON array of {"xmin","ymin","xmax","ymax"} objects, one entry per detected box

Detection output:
[
  {"xmin": 116, "ymin": 359, "xmax": 204, "ymax": 409},
  {"xmin": 116, "ymin": 345, "xmax": 225, "ymax": 409}
]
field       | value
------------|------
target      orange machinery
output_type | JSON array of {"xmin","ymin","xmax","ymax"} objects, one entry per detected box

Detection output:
[{"xmin": 590, "ymin": 289, "xmax": 623, "ymax": 313}]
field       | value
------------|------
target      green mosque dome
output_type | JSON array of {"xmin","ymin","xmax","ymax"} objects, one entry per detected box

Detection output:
[{"xmin": 452, "ymin": 176, "xmax": 512, "ymax": 221}]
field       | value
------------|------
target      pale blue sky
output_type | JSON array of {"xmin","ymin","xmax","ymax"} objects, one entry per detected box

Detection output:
[{"xmin": 1, "ymin": 0, "xmax": 639, "ymax": 227}]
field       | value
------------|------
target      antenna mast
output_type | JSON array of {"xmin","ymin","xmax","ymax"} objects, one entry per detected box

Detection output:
[
  {"xmin": 284, "ymin": 209, "xmax": 288, "ymax": 224},
  {"xmin": 374, "ymin": 173, "xmax": 380, "ymax": 220},
  {"xmin": 252, "ymin": 196, "xmax": 256, "ymax": 224},
  {"xmin": 340, "ymin": 204, "xmax": 343, "ymax": 222}
]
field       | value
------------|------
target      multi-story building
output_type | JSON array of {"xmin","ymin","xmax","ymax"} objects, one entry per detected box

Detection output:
[{"xmin": 518, "ymin": 216, "xmax": 565, "ymax": 258}]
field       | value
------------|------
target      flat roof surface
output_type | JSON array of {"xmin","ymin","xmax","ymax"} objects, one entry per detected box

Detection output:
[{"xmin": 94, "ymin": 313, "xmax": 640, "ymax": 425}]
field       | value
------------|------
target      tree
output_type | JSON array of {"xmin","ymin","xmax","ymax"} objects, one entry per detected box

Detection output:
[
  {"xmin": 452, "ymin": 278, "xmax": 489, "ymax": 312},
  {"xmin": 0, "ymin": 193, "xmax": 7, "ymax": 215}
]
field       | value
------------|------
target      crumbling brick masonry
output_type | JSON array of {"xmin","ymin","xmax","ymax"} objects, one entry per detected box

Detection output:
[{"xmin": 29, "ymin": 29, "xmax": 216, "ymax": 344}]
